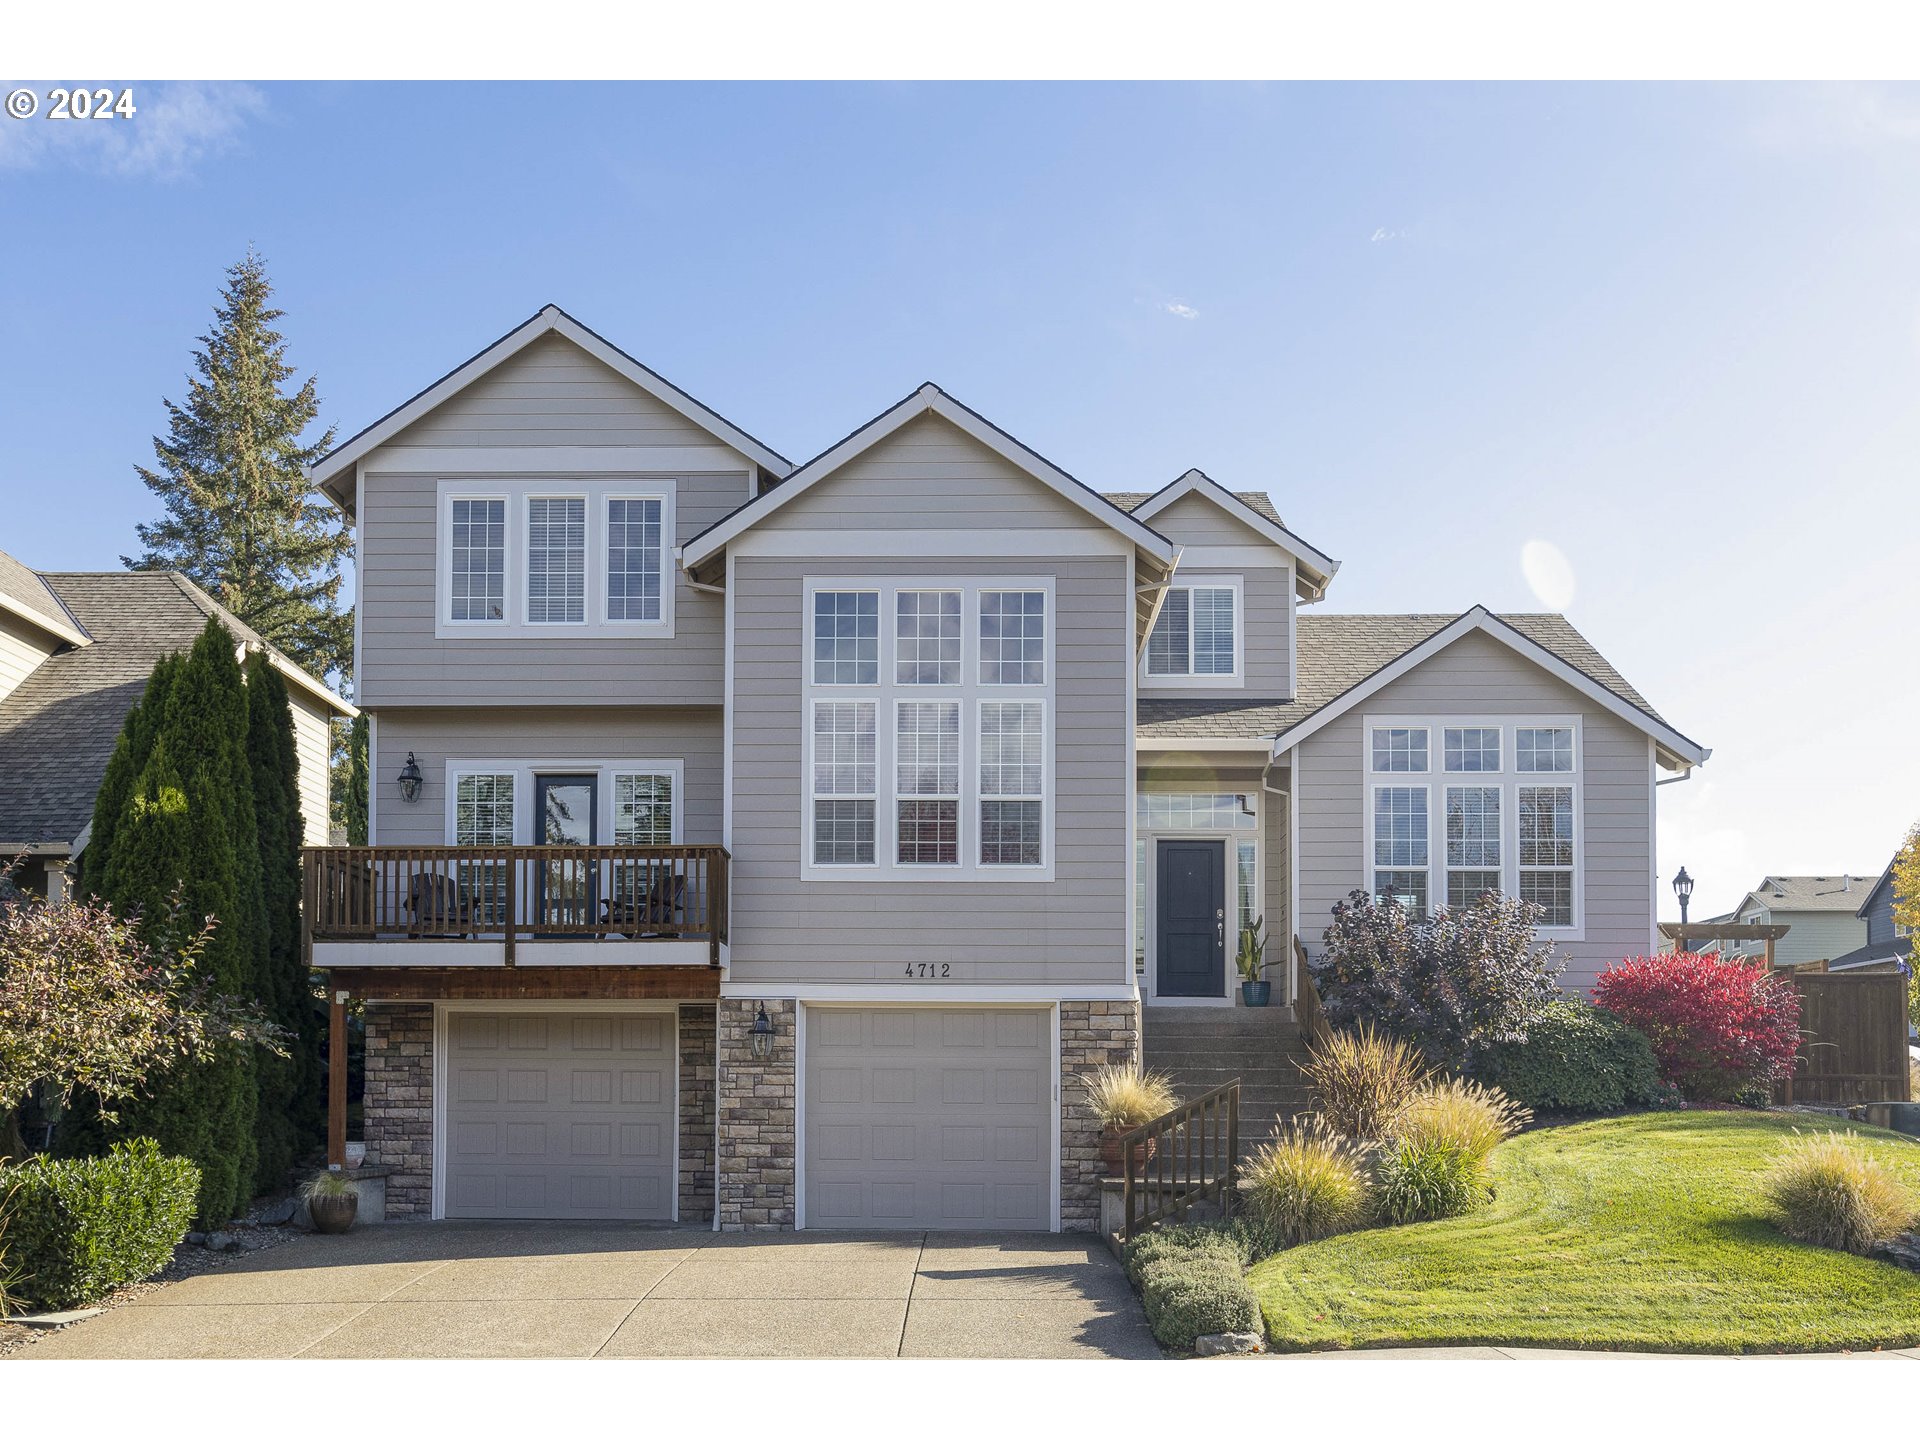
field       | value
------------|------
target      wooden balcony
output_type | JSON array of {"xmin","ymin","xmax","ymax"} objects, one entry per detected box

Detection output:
[{"xmin": 301, "ymin": 844, "xmax": 729, "ymax": 969}]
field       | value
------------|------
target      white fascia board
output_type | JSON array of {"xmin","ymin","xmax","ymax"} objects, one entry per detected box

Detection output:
[
  {"xmin": 1268, "ymin": 606, "xmax": 1711, "ymax": 769},
  {"xmin": 720, "ymin": 982, "xmax": 1138, "ymax": 1003},
  {"xmin": 264, "ymin": 650, "xmax": 359, "ymax": 718},
  {"xmin": 308, "ymin": 306, "xmax": 791, "ymax": 511},
  {"xmin": 0, "ymin": 591, "xmax": 91, "ymax": 650},
  {"xmin": 1132, "ymin": 470, "xmax": 1340, "ymax": 593},
  {"xmin": 681, "ymin": 385, "xmax": 1178, "ymax": 571}
]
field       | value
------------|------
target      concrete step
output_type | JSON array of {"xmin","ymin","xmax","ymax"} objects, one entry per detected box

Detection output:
[{"xmin": 1144, "ymin": 1006, "xmax": 1302, "ymax": 1030}]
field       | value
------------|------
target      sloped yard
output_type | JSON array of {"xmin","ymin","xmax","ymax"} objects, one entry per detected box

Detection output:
[{"xmin": 1250, "ymin": 1111, "xmax": 1920, "ymax": 1354}]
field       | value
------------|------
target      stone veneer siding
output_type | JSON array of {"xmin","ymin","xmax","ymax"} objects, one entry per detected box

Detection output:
[
  {"xmin": 1058, "ymin": 999, "xmax": 1142, "ymax": 1231},
  {"xmin": 677, "ymin": 1004, "xmax": 718, "ymax": 1224},
  {"xmin": 363, "ymin": 1003, "xmax": 435, "ymax": 1219},
  {"xmin": 715, "ymin": 997, "xmax": 796, "ymax": 1231}
]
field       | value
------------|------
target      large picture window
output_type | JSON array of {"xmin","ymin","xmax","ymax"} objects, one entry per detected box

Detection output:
[
  {"xmin": 1363, "ymin": 717, "xmax": 1582, "ymax": 932},
  {"xmin": 805, "ymin": 578, "xmax": 1052, "ymax": 878}
]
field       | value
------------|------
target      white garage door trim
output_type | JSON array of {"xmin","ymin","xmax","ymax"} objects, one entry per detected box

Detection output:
[
  {"xmin": 429, "ymin": 1000, "xmax": 683, "ymax": 1221},
  {"xmin": 795, "ymin": 1001, "xmax": 1061, "ymax": 1233}
]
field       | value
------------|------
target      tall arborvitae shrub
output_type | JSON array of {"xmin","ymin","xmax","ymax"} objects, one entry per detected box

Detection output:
[
  {"xmin": 244, "ymin": 655, "xmax": 320, "ymax": 1183},
  {"xmin": 91, "ymin": 620, "xmax": 262, "ymax": 1222}
]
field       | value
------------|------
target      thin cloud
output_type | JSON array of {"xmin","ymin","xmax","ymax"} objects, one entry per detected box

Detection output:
[
  {"xmin": 1159, "ymin": 301, "xmax": 1199, "ymax": 320},
  {"xmin": 1749, "ymin": 83, "xmax": 1920, "ymax": 152},
  {"xmin": 0, "ymin": 81, "xmax": 266, "ymax": 179}
]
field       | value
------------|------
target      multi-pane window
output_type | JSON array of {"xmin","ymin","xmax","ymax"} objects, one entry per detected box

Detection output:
[
  {"xmin": 813, "ymin": 591, "xmax": 880, "ymax": 685},
  {"xmin": 526, "ymin": 497, "xmax": 587, "ymax": 623},
  {"xmin": 1444, "ymin": 727, "xmax": 1501, "ymax": 772},
  {"xmin": 895, "ymin": 591, "xmax": 961, "ymax": 685},
  {"xmin": 980, "ymin": 591, "xmax": 1047, "ymax": 684},
  {"xmin": 980, "ymin": 701, "xmax": 1044, "ymax": 865},
  {"xmin": 449, "ymin": 498, "xmax": 507, "ymax": 621},
  {"xmin": 1516, "ymin": 726, "xmax": 1574, "ymax": 773},
  {"xmin": 1518, "ymin": 786, "xmax": 1575, "ymax": 926},
  {"xmin": 454, "ymin": 772, "xmax": 515, "ymax": 925},
  {"xmin": 895, "ymin": 702, "xmax": 960, "ymax": 864},
  {"xmin": 1145, "ymin": 584, "xmax": 1238, "ymax": 678},
  {"xmin": 1373, "ymin": 786, "xmax": 1430, "ymax": 918},
  {"xmin": 1372, "ymin": 727, "xmax": 1429, "ymax": 773},
  {"xmin": 613, "ymin": 772, "xmax": 674, "ymax": 845},
  {"xmin": 812, "ymin": 702, "xmax": 876, "ymax": 864},
  {"xmin": 606, "ymin": 498, "xmax": 664, "ymax": 622},
  {"xmin": 1136, "ymin": 792, "xmax": 1259, "ymax": 831},
  {"xmin": 1445, "ymin": 786, "xmax": 1502, "ymax": 909}
]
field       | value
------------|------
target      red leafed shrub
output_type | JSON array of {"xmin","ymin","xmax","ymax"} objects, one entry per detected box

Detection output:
[{"xmin": 1592, "ymin": 952, "xmax": 1801, "ymax": 1101}]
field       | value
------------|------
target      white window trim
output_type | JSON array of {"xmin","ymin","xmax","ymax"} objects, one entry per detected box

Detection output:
[
  {"xmin": 523, "ymin": 490, "xmax": 589, "ymax": 628},
  {"xmin": 1134, "ymin": 789, "xmax": 1263, "ymax": 1007},
  {"xmin": 1140, "ymin": 574, "xmax": 1245, "ymax": 690},
  {"xmin": 801, "ymin": 576, "xmax": 1056, "ymax": 882},
  {"xmin": 433, "ymin": 478, "xmax": 677, "ymax": 640},
  {"xmin": 442, "ymin": 759, "xmax": 685, "ymax": 845},
  {"xmin": 1360, "ymin": 715, "xmax": 1585, "ymax": 938}
]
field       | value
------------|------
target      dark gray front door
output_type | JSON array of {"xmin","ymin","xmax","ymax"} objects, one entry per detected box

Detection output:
[
  {"xmin": 1156, "ymin": 840, "xmax": 1225, "ymax": 998},
  {"xmin": 533, "ymin": 773, "xmax": 597, "ymax": 930}
]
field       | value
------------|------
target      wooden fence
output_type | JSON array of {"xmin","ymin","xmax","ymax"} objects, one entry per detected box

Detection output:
[
  {"xmin": 1118, "ymin": 1081, "xmax": 1240, "ymax": 1241},
  {"xmin": 1775, "ymin": 970, "xmax": 1912, "ymax": 1106}
]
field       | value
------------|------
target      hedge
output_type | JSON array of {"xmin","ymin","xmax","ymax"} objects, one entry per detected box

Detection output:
[
  {"xmin": 1476, "ymin": 996, "xmax": 1662, "ymax": 1113},
  {"xmin": 0, "ymin": 1139, "xmax": 199, "ymax": 1311},
  {"xmin": 1123, "ymin": 1222, "xmax": 1265, "ymax": 1350}
]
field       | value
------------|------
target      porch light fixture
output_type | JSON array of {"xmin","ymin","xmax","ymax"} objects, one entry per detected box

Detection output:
[
  {"xmin": 397, "ymin": 752, "xmax": 424, "ymax": 804},
  {"xmin": 748, "ymin": 1003, "xmax": 775, "ymax": 1062},
  {"xmin": 1672, "ymin": 866, "xmax": 1694, "ymax": 925}
]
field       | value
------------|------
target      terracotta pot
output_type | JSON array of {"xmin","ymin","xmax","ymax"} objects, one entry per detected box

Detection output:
[
  {"xmin": 309, "ymin": 1189, "xmax": 359, "ymax": 1234},
  {"xmin": 1101, "ymin": 1128, "xmax": 1159, "ymax": 1175}
]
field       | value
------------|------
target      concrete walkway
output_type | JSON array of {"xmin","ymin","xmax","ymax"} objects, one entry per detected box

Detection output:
[
  {"xmin": 10, "ymin": 1224, "xmax": 1160, "ymax": 1360},
  {"xmin": 1262, "ymin": 1346, "xmax": 1920, "ymax": 1360}
]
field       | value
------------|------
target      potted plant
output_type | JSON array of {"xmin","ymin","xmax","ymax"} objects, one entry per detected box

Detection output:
[
  {"xmin": 1236, "ymin": 915, "xmax": 1272, "ymax": 1006},
  {"xmin": 1079, "ymin": 1063, "xmax": 1178, "ymax": 1174},
  {"xmin": 302, "ymin": 1169, "xmax": 359, "ymax": 1234}
]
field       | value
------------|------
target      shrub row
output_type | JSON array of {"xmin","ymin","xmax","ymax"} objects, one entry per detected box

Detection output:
[
  {"xmin": 1475, "ymin": 997, "xmax": 1662, "ymax": 1113},
  {"xmin": 0, "ymin": 1139, "xmax": 199, "ymax": 1312},
  {"xmin": 1122, "ymin": 1224, "xmax": 1263, "ymax": 1350}
]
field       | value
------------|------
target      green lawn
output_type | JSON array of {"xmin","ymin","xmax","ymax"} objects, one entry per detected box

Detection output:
[{"xmin": 1249, "ymin": 1110, "xmax": 1920, "ymax": 1354}]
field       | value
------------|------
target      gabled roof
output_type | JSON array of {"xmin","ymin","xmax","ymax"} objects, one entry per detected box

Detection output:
[
  {"xmin": 1136, "ymin": 608, "xmax": 1706, "ymax": 770},
  {"xmin": 1120, "ymin": 469, "xmax": 1340, "ymax": 598},
  {"xmin": 0, "ymin": 548, "xmax": 91, "ymax": 648},
  {"xmin": 1105, "ymin": 488, "xmax": 1285, "ymax": 527},
  {"xmin": 0, "ymin": 571, "xmax": 354, "ymax": 850},
  {"xmin": 680, "ymin": 383, "xmax": 1179, "ymax": 571},
  {"xmin": 307, "ymin": 305, "xmax": 793, "ymax": 514},
  {"xmin": 1737, "ymin": 875, "xmax": 1880, "ymax": 915},
  {"xmin": 1855, "ymin": 861, "xmax": 1897, "ymax": 920}
]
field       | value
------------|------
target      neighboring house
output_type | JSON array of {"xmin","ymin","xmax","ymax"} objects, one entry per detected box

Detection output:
[
  {"xmin": 1717, "ymin": 875, "xmax": 1876, "ymax": 968},
  {"xmin": 303, "ymin": 304, "xmax": 1709, "ymax": 1233},
  {"xmin": 0, "ymin": 551, "xmax": 357, "ymax": 899},
  {"xmin": 1829, "ymin": 861, "xmax": 1914, "ymax": 973}
]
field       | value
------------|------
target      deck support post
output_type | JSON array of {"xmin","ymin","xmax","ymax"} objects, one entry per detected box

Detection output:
[{"xmin": 328, "ymin": 987, "xmax": 348, "ymax": 1169}]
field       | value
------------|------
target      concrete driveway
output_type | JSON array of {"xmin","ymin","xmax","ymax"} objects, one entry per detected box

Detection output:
[{"xmin": 12, "ymin": 1224, "xmax": 1159, "ymax": 1360}]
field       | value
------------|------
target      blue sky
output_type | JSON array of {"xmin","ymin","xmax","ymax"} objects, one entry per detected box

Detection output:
[{"xmin": 2, "ymin": 81, "xmax": 1915, "ymax": 921}]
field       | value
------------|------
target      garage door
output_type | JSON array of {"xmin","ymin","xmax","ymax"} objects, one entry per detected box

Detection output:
[
  {"xmin": 444, "ymin": 1011, "xmax": 675, "ymax": 1220},
  {"xmin": 804, "ymin": 1007, "xmax": 1053, "ymax": 1230}
]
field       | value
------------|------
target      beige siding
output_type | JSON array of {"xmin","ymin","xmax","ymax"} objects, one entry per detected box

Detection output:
[
  {"xmin": 355, "ymin": 339, "xmax": 746, "ymax": 708},
  {"xmin": 729, "ymin": 555, "xmax": 1131, "ymax": 986},
  {"xmin": 371, "ymin": 707, "xmax": 723, "ymax": 847},
  {"xmin": 1138, "ymin": 493, "xmax": 1294, "ymax": 701},
  {"xmin": 753, "ymin": 413, "xmax": 1100, "ymax": 535},
  {"xmin": 1293, "ymin": 630, "xmax": 1654, "ymax": 992},
  {"xmin": 0, "ymin": 613, "xmax": 55, "ymax": 704},
  {"xmin": 384, "ymin": 333, "xmax": 717, "ymax": 449},
  {"xmin": 1150, "ymin": 492, "xmax": 1272, "ymax": 548},
  {"xmin": 289, "ymin": 696, "xmax": 335, "ymax": 847}
]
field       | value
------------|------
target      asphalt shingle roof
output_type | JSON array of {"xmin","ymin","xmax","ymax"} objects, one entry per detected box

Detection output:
[
  {"xmin": 1744, "ymin": 876, "xmax": 1881, "ymax": 913},
  {"xmin": 0, "ymin": 548, "xmax": 83, "ymax": 637},
  {"xmin": 1137, "ymin": 612, "xmax": 1661, "ymax": 742},
  {"xmin": 0, "ymin": 570, "xmax": 287, "ymax": 848},
  {"xmin": 1104, "ymin": 490, "xmax": 1285, "ymax": 527}
]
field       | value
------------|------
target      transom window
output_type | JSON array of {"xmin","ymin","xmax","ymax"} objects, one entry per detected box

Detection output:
[
  {"xmin": 806, "ymin": 579, "xmax": 1053, "ymax": 878},
  {"xmin": 1365, "ymin": 718, "xmax": 1582, "ymax": 931},
  {"xmin": 1145, "ymin": 582, "xmax": 1240, "ymax": 681}
]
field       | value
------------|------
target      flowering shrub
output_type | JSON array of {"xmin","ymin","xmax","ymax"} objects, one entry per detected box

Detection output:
[
  {"xmin": 1592, "ymin": 952, "xmax": 1801, "ymax": 1101},
  {"xmin": 1311, "ymin": 889, "xmax": 1563, "ymax": 1072}
]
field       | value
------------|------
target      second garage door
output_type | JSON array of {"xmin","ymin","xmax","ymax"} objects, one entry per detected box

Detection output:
[
  {"xmin": 443, "ymin": 1010, "xmax": 675, "ymax": 1220},
  {"xmin": 803, "ymin": 1006, "xmax": 1053, "ymax": 1230}
]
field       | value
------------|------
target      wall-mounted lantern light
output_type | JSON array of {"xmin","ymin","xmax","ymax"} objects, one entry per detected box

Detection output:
[
  {"xmin": 748, "ymin": 1003, "xmax": 775, "ymax": 1062},
  {"xmin": 397, "ymin": 752, "xmax": 424, "ymax": 804}
]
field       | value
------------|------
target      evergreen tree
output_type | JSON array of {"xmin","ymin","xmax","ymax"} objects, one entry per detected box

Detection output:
[
  {"xmin": 81, "ymin": 651, "xmax": 180, "ymax": 895},
  {"xmin": 333, "ymin": 713, "xmax": 369, "ymax": 845},
  {"xmin": 245, "ymin": 655, "xmax": 321, "ymax": 1183},
  {"xmin": 124, "ymin": 251, "xmax": 350, "ymax": 683}
]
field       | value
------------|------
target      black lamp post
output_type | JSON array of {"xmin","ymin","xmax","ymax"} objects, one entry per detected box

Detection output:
[
  {"xmin": 397, "ymin": 752, "xmax": 424, "ymax": 804},
  {"xmin": 748, "ymin": 1003, "xmax": 775, "ymax": 1062},
  {"xmin": 1672, "ymin": 866, "xmax": 1694, "ymax": 926}
]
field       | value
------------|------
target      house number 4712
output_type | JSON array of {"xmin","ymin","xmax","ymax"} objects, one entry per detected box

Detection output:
[{"xmin": 902, "ymin": 962, "xmax": 951, "ymax": 979}]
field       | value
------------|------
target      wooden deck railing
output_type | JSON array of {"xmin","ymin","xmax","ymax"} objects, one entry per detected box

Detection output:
[
  {"xmin": 1119, "ymin": 1080, "xmax": 1240, "ymax": 1241},
  {"xmin": 1292, "ymin": 935, "xmax": 1333, "ymax": 1050},
  {"xmin": 301, "ymin": 844, "xmax": 730, "ymax": 965}
]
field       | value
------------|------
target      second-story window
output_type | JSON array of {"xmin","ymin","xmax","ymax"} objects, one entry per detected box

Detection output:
[
  {"xmin": 526, "ymin": 496, "xmax": 587, "ymax": 623},
  {"xmin": 896, "ymin": 590, "xmax": 961, "ymax": 684},
  {"xmin": 1144, "ymin": 582, "xmax": 1240, "ymax": 681},
  {"xmin": 450, "ymin": 498, "xmax": 507, "ymax": 621},
  {"xmin": 895, "ymin": 701, "xmax": 960, "ymax": 864},
  {"xmin": 813, "ymin": 591, "xmax": 880, "ymax": 684},
  {"xmin": 606, "ymin": 497, "xmax": 664, "ymax": 622}
]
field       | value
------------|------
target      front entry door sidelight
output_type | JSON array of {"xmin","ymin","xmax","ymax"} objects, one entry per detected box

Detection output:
[{"xmin": 1156, "ymin": 839, "xmax": 1226, "ymax": 998}]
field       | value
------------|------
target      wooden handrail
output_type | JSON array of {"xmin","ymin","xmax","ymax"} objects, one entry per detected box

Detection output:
[
  {"xmin": 1292, "ymin": 935, "xmax": 1333, "ymax": 1050},
  {"xmin": 300, "ymin": 844, "xmax": 731, "ymax": 965},
  {"xmin": 1119, "ymin": 1080, "xmax": 1240, "ymax": 1241}
]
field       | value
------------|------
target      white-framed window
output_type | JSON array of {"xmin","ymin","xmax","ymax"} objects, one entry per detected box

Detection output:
[
  {"xmin": 1143, "ymin": 579, "xmax": 1243, "ymax": 686},
  {"xmin": 443, "ymin": 760, "xmax": 683, "ymax": 846},
  {"xmin": 435, "ymin": 480, "xmax": 676, "ymax": 638},
  {"xmin": 454, "ymin": 772, "xmax": 515, "ymax": 846},
  {"xmin": 1362, "ymin": 716, "xmax": 1584, "ymax": 934},
  {"xmin": 612, "ymin": 771, "xmax": 674, "ymax": 846},
  {"xmin": 803, "ymin": 577, "xmax": 1053, "ymax": 880}
]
